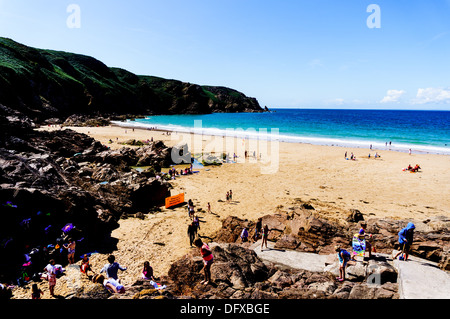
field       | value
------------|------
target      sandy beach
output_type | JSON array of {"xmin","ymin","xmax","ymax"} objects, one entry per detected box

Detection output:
[{"xmin": 16, "ymin": 124, "xmax": 448, "ymax": 299}]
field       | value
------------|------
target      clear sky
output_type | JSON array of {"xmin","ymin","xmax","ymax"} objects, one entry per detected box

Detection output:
[{"xmin": 1, "ymin": 0, "xmax": 450, "ymax": 110}]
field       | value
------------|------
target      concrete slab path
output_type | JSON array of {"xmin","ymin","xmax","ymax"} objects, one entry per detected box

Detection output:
[
  {"xmin": 392, "ymin": 251, "xmax": 450, "ymax": 299},
  {"xmin": 250, "ymin": 241, "xmax": 450, "ymax": 299},
  {"xmin": 249, "ymin": 240, "xmax": 331, "ymax": 272}
]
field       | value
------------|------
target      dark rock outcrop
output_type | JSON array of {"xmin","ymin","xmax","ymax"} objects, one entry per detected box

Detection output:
[{"xmin": 0, "ymin": 109, "xmax": 173, "ymax": 284}]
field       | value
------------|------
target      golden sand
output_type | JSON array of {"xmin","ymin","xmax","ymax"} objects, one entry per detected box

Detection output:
[{"xmin": 14, "ymin": 124, "xmax": 448, "ymax": 299}]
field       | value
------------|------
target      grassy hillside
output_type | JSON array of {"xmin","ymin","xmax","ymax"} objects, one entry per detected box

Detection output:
[{"xmin": 0, "ymin": 37, "xmax": 262, "ymax": 122}]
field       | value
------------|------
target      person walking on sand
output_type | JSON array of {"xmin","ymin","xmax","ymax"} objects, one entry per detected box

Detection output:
[
  {"xmin": 100, "ymin": 255, "xmax": 127, "ymax": 282},
  {"xmin": 43, "ymin": 259, "xmax": 57, "ymax": 297},
  {"xmin": 393, "ymin": 222, "xmax": 415, "ymax": 261},
  {"xmin": 188, "ymin": 222, "xmax": 197, "ymax": 247},
  {"xmin": 335, "ymin": 245, "xmax": 351, "ymax": 282},
  {"xmin": 194, "ymin": 238, "xmax": 214, "ymax": 285},
  {"xmin": 207, "ymin": 202, "xmax": 211, "ymax": 213},
  {"xmin": 261, "ymin": 224, "xmax": 270, "ymax": 250}
]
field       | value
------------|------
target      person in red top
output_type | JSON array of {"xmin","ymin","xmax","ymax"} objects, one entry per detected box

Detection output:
[{"xmin": 194, "ymin": 238, "xmax": 213, "ymax": 285}]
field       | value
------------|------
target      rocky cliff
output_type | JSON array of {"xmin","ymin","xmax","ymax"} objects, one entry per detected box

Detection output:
[
  {"xmin": 0, "ymin": 104, "xmax": 175, "ymax": 284},
  {"xmin": 0, "ymin": 37, "xmax": 264, "ymax": 124}
]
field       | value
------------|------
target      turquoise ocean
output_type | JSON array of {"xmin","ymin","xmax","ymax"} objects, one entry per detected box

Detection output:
[{"xmin": 112, "ymin": 109, "xmax": 450, "ymax": 155}]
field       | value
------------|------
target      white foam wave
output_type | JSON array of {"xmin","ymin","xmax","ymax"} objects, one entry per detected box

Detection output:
[{"xmin": 111, "ymin": 120, "xmax": 450, "ymax": 155}]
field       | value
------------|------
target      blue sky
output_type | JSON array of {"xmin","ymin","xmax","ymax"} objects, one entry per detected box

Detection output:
[{"xmin": 1, "ymin": 0, "xmax": 450, "ymax": 110}]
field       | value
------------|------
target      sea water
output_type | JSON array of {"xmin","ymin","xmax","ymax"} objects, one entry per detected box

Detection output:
[{"xmin": 112, "ymin": 109, "xmax": 450, "ymax": 155}]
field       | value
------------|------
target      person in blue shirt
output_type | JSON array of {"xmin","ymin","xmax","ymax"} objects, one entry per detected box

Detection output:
[
  {"xmin": 335, "ymin": 245, "xmax": 351, "ymax": 282},
  {"xmin": 393, "ymin": 222, "xmax": 415, "ymax": 261},
  {"xmin": 240, "ymin": 227, "xmax": 249, "ymax": 242},
  {"xmin": 100, "ymin": 255, "xmax": 127, "ymax": 282}
]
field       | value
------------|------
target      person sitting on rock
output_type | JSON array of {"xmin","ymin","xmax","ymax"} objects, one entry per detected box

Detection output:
[
  {"xmin": 80, "ymin": 254, "xmax": 93, "ymax": 277},
  {"xmin": 142, "ymin": 261, "xmax": 156, "ymax": 281}
]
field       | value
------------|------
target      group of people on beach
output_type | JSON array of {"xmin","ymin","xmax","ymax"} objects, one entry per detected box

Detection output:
[
  {"xmin": 238, "ymin": 217, "xmax": 270, "ymax": 250},
  {"xmin": 165, "ymin": 164, "xmax": 194, "ymax": 180},
  {"xmin": 187, "ymin": 199, "xmax": 201, "ymax": 247},
  {"xmin": 334, "ymin": 221, "xmax": 415, "ymax": 282},
  {"xmin": 226, "ymin": 190, "xmax": 233, "ymax": 202},
  {"xmin": 24, "ymin": 205, "xmax": 418, "ymax": 297},
  {"xmin": 34, "ymin": 252, "xmax": 162, "ymax": 298},
  {"xmin": 403, "ymin": 164, "xmax": 421, "ymax": 172},
  {"xmin": 345, "ymin": 151, "xmax": 381, "ymax": 160},
  {"xmin": 10, "ymin": 217, "xmax": 163, "ymax": 299},
  {"xmin": 184, "ymin": 199, "xmax": 214, "ymax": 285}
]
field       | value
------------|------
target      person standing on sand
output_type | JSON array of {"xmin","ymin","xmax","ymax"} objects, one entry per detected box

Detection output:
[
  {"xmin": 188, "ymin": 222, "xmax": 197, "ymax": 247},
  {"xmin": 207, "ymin": 202, "xmax": 211, "ymax": 213},
  {"xmin": 43, "ymin": 259, "xmax": 57, "ymax": 297},
  {"xmin": 261, "ymin": 224, "xmax": 270, "ymax": 250},
  {"xmin": 194, "ymin": 238, "xmax": 213, "ymax": 285}
]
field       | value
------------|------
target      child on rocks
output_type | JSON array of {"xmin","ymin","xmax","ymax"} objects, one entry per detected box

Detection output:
[{"xmin": 335, "ymin": 245, "xmax": 351, "ymax": 282}]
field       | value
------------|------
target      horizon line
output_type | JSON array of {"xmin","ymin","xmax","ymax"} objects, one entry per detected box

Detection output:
[{"xmin": 268, "ymin": 107, "xmax": 450, "ymax": 112}]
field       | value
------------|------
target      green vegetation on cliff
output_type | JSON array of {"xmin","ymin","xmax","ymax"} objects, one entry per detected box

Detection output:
[{"xmin": 0, "ymin": 37, "xmax": 263, "ymax": 122}]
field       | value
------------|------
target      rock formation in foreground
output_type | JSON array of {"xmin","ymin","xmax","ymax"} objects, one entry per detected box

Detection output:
[{"xmin": 0, "ymin": 104, "xmax": 175, "ymax": 284}]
